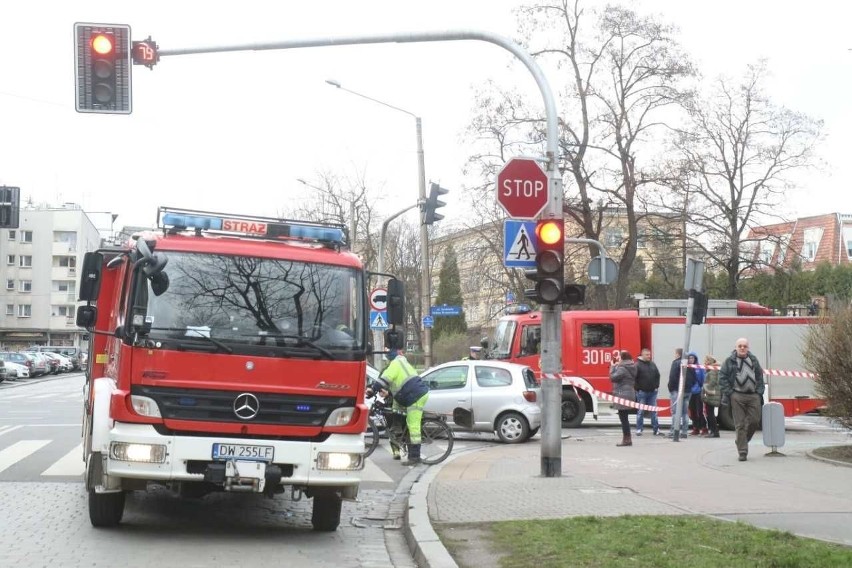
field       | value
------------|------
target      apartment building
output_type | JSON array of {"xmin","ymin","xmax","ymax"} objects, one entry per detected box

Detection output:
[
  {"xmin": 0, "ymin": 205, "xmax": 101, "ymax": 350},
  {"xmin": 747, "ymin": 213, "xmax": 852, "ymax": 270}
]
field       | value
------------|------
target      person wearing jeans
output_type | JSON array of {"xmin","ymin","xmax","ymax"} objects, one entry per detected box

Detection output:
[
  {"xmin": 634, "ymin": 348, "xmax": 661, "ymax": 436},
  {"xmin": 667, "ymin": 348, "xmax": 695, "ymax": 438}
]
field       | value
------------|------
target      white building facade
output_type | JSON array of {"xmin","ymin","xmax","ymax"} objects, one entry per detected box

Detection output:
[{"xmin": 0, "ymin": 206, "xmax": 101, "ymax": 350}]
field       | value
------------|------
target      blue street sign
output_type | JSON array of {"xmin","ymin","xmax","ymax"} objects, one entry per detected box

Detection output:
[
  {"xmin": 431, "ymin": 305, "xmax": 462, "ymax": 316},
  {"xmin": 422, "ymin": 315, "xmax": 434, "ymax": 328},
  {"xmin": 506, "ymin": 291, "xmax": 516, "ymax": 304},
  {"xmin": 503, "ymin": 220, "xmax": 537, "ymax": 268},
  {"xmin": 369, "ymin": 310, "xmax": 389, "ymax": 330}
]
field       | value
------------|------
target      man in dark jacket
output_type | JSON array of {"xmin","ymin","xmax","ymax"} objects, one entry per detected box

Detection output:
[
  {"xmin": 635, "ymin": 348, "xmax": 662, "ymax": 436},
  {"xmin": 719, "ymin": 338, "xmax": 765, "ymax": 462}
]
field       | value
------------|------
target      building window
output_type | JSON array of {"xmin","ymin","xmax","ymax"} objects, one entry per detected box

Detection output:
[
  {"xmin": 22, "ymin": 230, "xmax": 33, "ymax": 243},
  {"xmin": 6, "ymin": 255, "xmax": 13, "ymax": 265},
  {"xmin": 759, "ymin": 240, "xmax": 775, "ymax": 265},
  {"xmin": 802, "ymin": 228, "xmax": 823, "ymax": 262},
  {"xmin": 5, "ymin": 304, "xmax": 13, "ymax": 316},
  {"xmin": 8, "ymin": 230, "xmax": 15, "ymax": 240},
  {"xmin": 55, "ymin": 280, "xmax": 76, "ymax": 293},
  {"xmin": 19, "ymin": 280, "xmax": 32, "ymax": 292},
  {"xmin": 57, "ymin": 255, "xmax": 77, "ymax": 268},
  {"xmin": 604, "ymin": 228, "xmax": 623, "ymax": 248},
  {"xmin": 17, "ymin": 304, "xmax": 32, "ymax": 317},
  {"xmin": 844, "ymin": 227, "xmax": 852, "ymax": 259},
  {"xmin": 52, "ymin": 305, "xmax": 74, "ymax": 317},
  {"xmin": 636, "ymin": 231, "xmax": 647, "ymax": 249},
  {"xmin": 5, "ymin": 279, "xmax": 13, "ymax": 291},
  {"xmin": 53, "ymin": 231, "xmax": 77, "ymax": 248},
  {"xmin": 19, "ymin": 255, "xmax": 32, "ymax": 268}
]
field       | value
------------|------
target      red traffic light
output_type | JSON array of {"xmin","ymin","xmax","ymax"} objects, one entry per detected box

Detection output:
[{"xmin": 91, "ymin": 33, "xmax": 114, "ymax": 56}]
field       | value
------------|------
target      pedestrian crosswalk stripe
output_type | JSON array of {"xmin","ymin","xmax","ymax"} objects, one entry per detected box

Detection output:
[
  {"xmin": 0, "ymin": 440, "xmax": 50, "ymax": 474},
  {"xmin": 42, "ymin": 443, "xmax": 84, "ymax": 477},
  {"xmin": 0, "ymin": 425, "xmax": 23, "ymax": 437},
  {"xmin": 361, "ymin": 454, "xmax": 394, "ymax": 483}
]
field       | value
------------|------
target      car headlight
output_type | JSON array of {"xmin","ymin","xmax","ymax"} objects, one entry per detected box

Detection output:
[
  {"xmin": 316, "ymin": 452, "xmax": 363, "ymax": 471},
  {"xmin": 110, "ymin": 442, "xmax": 167, "ymax": 463},
  {"xmin": 325, "ymin": 407, "xmax": 355, "ymax": 426},
  {"xmin": 130, "ymin": 395, "xmax": 162, "ymax": 418}
]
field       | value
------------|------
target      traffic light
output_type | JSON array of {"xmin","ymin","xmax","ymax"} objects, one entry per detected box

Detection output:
[
  {"xmin": 423, "ymin": 183, "xmax": 448, "ymax": 225},
  {"xmin": 691, "ymin": 290, "xmax": 709, "ymax": 325},
  {"xmin": 563, "ymin": 284, "xmax": 586, "ymax": 306},
  {"xmin": 533, "ymin": 219, "xmax": 565, "ymax": 304},
  {"xmin": 74, "ymin": 23, "xmax": 132, "ymax": 114},
  {"xmin": 0, "ymin": 186, "xmax": 20, "ymax": 229}
]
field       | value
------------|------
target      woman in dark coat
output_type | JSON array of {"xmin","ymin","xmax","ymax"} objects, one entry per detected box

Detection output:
[{"xmin": 610, "ymin": 350, "xmax": 638, "ymax": 447}]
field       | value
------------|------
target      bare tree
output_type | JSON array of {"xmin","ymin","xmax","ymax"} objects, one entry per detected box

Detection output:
[
  {"xmin": 283, "ymin": 169, "xmax": 381, "ymax": 270},
  {"xmin": 671, "ymin": 62, "xmax": 822, "ymax": 297},
  {"xmin": 463, "ymin": 0, "xmax": 693, "ymax": 308}
]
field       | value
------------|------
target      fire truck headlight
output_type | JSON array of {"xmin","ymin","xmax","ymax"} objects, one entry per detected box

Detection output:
[
  {"xmin": 325, "ymin": 407, "xmax": 355, "ymax": 427},
  {"xmin": 316, "ymin": 452, "xmax": 363, "ymax": 471},
  {"xmin": 130, "ymin": 395, "xmax": 162, "ymax": 418},
  {"xmin": 110, "ymin": 442, "xmax": 167, "ymax": 463}
]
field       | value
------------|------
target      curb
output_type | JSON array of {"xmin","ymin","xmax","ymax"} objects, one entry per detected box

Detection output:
[
  {"xmin": 806, "ymin": 447, "xmax": 852, "ymax": 468},
  {"xmin": 402, "ymin": 448, "xmax": 485, "ymax": 568},
  {"xmin": 0, "ymin": 373, "xmax": 80, "ymax": 389}
]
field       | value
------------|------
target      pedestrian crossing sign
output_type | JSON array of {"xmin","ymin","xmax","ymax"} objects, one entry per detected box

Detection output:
[
  {"xmin": 370, "ymin": 310, "xmax": 389, "ymax": 330},
  {"xmin": 503, "ymin": 220, "xmax": 537, "ymax": 268}
]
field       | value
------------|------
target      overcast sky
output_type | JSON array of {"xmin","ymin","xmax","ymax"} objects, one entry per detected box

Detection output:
[{"xmin": 1, "ymin": 0, "xmax": 850, "ymax": 233}]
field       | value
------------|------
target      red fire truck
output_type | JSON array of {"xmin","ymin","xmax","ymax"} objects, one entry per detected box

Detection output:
[
  {"xmin": 76, "ymin": 207, "xmax": 402, "ymax": 531},
  {"xmin": 489, "ymin": 299, "xmax": 820, "ymax": 428}
]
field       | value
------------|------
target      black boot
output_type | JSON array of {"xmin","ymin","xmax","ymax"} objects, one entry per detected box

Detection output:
[
  {"xmin": 616, "ymin": 434, "xmax": 632, "ymax": 447},
  {"xmin": 402, "ymin": 444, "xmax": 422, "ymax": 465}
]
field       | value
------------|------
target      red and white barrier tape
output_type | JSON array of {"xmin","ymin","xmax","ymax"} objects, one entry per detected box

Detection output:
[
  {"xmin": 686, "ymin": 364, "xmax": 817, "ymax": 378},
  {"xmin": 543, "ymin": 373, "xmax": 670, "ymax": 412}
]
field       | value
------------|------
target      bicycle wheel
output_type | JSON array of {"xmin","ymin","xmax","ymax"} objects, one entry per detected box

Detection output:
[
  {"xmin": 363, "ymin": 417, "xmax": 380, "ymax": 458},
  {"xmin": 419, "ymin": 418, "xmax": 454, "ymax": 465}
]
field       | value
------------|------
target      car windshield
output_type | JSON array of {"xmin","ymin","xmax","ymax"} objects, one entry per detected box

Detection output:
[
  {"xmin": 140, "ymin": 252, "xmax": 365, "ymax": 357},
  {"xmin": 490, "ymin": 320, "xmax": 517, "ymax": 359}
]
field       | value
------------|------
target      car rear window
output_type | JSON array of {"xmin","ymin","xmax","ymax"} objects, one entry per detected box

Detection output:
[
  {"xmin": 474, "ymin": 366, "xmax": 513, "ymax": 387},
  {"xmin": 522, "ymin": 368, "xmax": 538, "ymax": 388}
]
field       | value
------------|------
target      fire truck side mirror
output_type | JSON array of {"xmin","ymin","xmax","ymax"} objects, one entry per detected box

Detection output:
[
  {"xmin": 386, "ymin": 278, "xmax": 405, "ymax": 326},
  {"xmin": 78, "ymin": 252, "xmax": 104, "ymax": 302},
  {"xmin": 150, "ymin": 271, "xmax": 170, "ymax": 296},
  {"xmin": 76, "ymin": 305, "xmax": 97, "ymax": 330}
]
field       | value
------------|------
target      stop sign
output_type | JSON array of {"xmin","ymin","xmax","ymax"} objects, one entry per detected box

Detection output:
[{"xmin": 496, "ymin": 158, "xmax": 549, "ymax": 219}]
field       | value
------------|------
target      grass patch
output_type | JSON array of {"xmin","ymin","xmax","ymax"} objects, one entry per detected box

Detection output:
[
  {"xmin": 481, "ymin": 515, "xmax": 852, "ymax": 567},
  {"xmin": 812, "ymin": 445, "xmax": 852, "ymax": 464}
]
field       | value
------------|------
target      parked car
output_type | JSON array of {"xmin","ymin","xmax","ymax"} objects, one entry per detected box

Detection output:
[
  {"xmin": 43, "ymin": 352, "xmax": 74, "ymax": 372},
  {"xmin": 27, "ymin": 352, "xmax": 59, "ymax": 375},
  {"xmin": 0, "ymin": 359, "xmax": 6, "ymax": 383},
  {"xmin": 0, "ymin": 352, "xmax": 47, "ymax": 377},
  {"xmin": 4, "ymin": 361, "xmax": 29, "ymax": 379},
  {"xmin": 420, "ymin": 360, "xmax": 542, "ymax": 443}
]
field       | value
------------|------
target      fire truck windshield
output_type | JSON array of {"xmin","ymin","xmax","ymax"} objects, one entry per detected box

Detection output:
[
  {"xmin": 139, "ymin": 252, "xmax": 365, "ymax": 356},
  {"xmin": 490, "ymin": 320, "xmax": 517, "ymax": 359}
]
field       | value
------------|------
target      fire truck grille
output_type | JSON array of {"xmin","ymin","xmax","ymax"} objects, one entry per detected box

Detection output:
[{"xmin": 132, "ymin": 385, "xmax": 354, "ymax": 426}]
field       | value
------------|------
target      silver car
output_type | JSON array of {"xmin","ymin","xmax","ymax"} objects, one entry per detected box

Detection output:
[{"xmin": 421, "ymin": 361, "xmax": 541, "ymax": 443}]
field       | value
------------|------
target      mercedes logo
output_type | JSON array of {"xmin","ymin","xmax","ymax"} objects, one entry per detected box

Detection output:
[{"xmin": 233, "ymin": 393, "xmax": 260, "ymax": 420}]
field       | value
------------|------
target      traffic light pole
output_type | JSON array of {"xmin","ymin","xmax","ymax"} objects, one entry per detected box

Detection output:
[{"xmin": 154, "ymin": 28, "xmax": 562, "ymax": 477}]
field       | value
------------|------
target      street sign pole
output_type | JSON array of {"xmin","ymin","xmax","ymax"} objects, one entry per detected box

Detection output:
[{"xmin": 672, "ymin": 258, "xmax": 705, "ymax": 442}]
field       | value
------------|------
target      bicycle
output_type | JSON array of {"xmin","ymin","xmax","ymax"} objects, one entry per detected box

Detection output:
[{"xmin": 363, "ymin": 395, "xmax": 453, "ymax": 465}]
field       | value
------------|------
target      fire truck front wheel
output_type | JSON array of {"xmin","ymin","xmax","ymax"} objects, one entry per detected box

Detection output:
[
  {"xmin": 311, "ymin": 490, "xmax": 343, "ymax": 532},
  {"xmin": 561, "ymin": 392, "xmax": 586, "ymax": 428},
  {"xmin": 89, "ymin": 489, "xmax": 126, "ymax": 527}
]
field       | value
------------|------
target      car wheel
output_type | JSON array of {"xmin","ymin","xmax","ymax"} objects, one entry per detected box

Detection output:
[
  {"xmin": 495, "ymin": 411, "xmax": 530, "ymax": 444},
  {"xmin": 561, "ymin": 392, "xmax": 586, "ymax": 428}
]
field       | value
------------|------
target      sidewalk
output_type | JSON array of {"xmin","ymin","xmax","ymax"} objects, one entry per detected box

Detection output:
[{"xmin": 402, "ymin": 424, "xmax": 852, "ymax": 568}]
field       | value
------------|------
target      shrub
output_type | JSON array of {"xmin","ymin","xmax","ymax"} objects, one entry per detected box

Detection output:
[
  {"xmin": 802, "ymin": 308, "xmax": 852, "ymax": 429},
  {"xmin": 432, "ymin": 332, "xmax": 470, "ymax": 365}
]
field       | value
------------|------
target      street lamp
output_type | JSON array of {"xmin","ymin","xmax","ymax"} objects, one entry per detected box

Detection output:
[{"xmin": 327, "ymin": 79, "xmax": 433, "ymax": 368}]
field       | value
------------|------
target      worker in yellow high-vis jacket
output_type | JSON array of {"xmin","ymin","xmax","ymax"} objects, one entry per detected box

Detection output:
[{"xmin": 366, "ymin": 348, "xmax": 430, "ymax": 466}]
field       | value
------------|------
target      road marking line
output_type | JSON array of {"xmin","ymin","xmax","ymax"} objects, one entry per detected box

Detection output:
[
  {"xmin": 0, "ymin": 425, "xmax": 23, "ymax": 437},
  {"xmin": 42, "ymin": 443, "xmax": 84, "ymax": 476},
  {"xmin": 0, "ymin": 440, "xmax": 51, "ymax": 473}
]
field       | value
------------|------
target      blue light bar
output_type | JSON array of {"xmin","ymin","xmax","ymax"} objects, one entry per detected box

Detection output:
[{"xmin": 162, "ymin": 213, "xmax": 223, "ymax": 230}]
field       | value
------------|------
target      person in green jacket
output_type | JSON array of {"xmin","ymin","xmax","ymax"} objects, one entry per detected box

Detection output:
[
  {"xmin": 367, "ymin": 349, "xmax": 430, "ymax": 466},
  {"xmin": 701, "ymin": 355, "xmax": 721, "ymax": 438}
]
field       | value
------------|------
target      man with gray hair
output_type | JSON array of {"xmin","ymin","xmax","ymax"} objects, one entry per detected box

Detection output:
[{"xmin": 719, "ymin": 337, "xmax": 765, "ymax": 462}]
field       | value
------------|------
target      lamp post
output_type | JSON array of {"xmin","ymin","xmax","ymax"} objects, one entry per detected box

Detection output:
[{"xmin": 327, "ymin": 79, "xmax": 433, "ymax": 368}]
